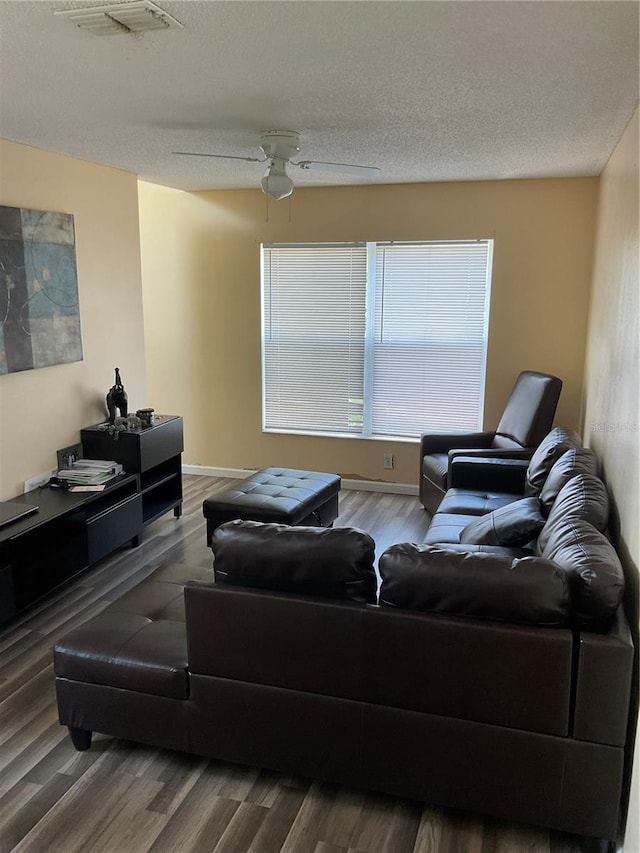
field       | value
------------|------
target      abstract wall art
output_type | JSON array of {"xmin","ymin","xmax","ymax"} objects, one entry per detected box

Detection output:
[{"xmin": 0, "ymin": 205, "xmax": 83, "ymax": 375}]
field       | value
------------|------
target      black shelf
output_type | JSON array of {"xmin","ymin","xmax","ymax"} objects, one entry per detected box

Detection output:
[
  {"xmin": 0, "ymin": 474, "xmax": 142, "ymax": 624},
  {"xmin": 0, "ymin": 416, "xmax": 185, "ymax": 627},
  {"xmin": 143, "ymin": 497, "xmax": 182, "ymax": 526},
  {"xmin": 81, "ymin": 415, "xmax": 183, "ymax": 530},
  {"xmin": 140, "ymin": 469, "xmax": 179, "ymax": 495},
  {"xmin": 0, "ymin": 416, "xmax": 185, "ymax": 626}
]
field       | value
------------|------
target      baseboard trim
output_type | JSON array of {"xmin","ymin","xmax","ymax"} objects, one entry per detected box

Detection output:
[
  {"xmin": 342, "ymin": 479, "xmax": 418, "ymax": 496},
  {"xmin": 182, "ymin": 464, "xmax": 418, "ymax": 496},
  {"xmin": 182, "ymin": 465, "xmax": 257, "ymax": 479}
]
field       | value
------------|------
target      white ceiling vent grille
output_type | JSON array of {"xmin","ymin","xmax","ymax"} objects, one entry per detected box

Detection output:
[{"xmin": 54, "ymin": 1, "xmax": 183, "ymax": 36}]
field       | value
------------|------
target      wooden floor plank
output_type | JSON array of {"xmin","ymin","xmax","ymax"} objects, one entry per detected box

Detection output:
[
  {"xmin": 246, "ymin": 784, "xmax": 309, "ymax": 853},
  {"xmin": 412, "ymin": 805, "xmax": 446, "ymax": 853},
  {"xmin": 209, "ymin": 801, "xmax": 269, "ymax": 853},
  {"xmin": 280, "ymin": 782, "xmax": 340, "ymax": 853},
  {"xmin": 70, "ymin": 775, "xmax": 167, "ymax": 853},
  {"xmin": 0, "ymin": 476, "xmax": 587, "ymax": 853},
  {"xmin": 10, "ymin": 768, "xmax": 148, "ymax": 853},
  {"xmin": 0, "ymin": 780, "xmax": 42, "ymax": 841},
  {"xmin": 144, "ymin": 750, "xmax": 207, "ymax": 816},
  {"xmin": 0, "ymin": 713, "xmax": 65, "ymax": 800},
  {"xmin": 0, "ymin": 772, "xmax": 77, "ymax": 852},
  {"xmin": 0, "ymin": 669, "xmax": 54, "ymax": 748},
  {"xmin": 244, "ymin": 768, "xmax": 291, "ymax": 808},
  {"xmin": 171, "ymin": 796, "xmax": 241, "ymax": 853},
  {"xmin": 145, "ymin": 769, "xmax": 241, "ymax": 853}
]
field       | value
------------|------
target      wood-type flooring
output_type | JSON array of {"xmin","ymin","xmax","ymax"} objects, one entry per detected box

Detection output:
[{"xmin": 0, "ymin": 475, "xmax": 584, "ymax": 852}]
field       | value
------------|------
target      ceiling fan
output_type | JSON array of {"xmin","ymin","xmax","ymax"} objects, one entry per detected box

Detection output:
[{"xmin": 173, "ymin": 130, "xmax": 381, "ymax": 200}]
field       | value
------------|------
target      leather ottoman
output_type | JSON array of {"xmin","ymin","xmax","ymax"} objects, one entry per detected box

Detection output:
[{"xmin": 203, "ymin": 467, "xmax": 341, "ymax": 545}]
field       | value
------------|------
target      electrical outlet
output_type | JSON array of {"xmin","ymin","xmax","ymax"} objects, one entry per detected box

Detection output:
[
  {"xmin": 24, "ymin": 470, "xmax": 54, "ymax": 493},
  {"xmin": 383, "ymin": 452, "xmax": 394, "ymax": 470}
]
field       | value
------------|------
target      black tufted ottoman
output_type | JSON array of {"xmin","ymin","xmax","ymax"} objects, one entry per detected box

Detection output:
[{"xmin": 203, "ymin": 467, "xmax": 341, "ymax": 545}]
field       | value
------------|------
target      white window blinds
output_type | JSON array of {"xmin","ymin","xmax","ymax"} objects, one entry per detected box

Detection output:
[
  {"xmin": 372, "ymin": 241, "xmax": 492, "ymax": 436},
  {"xmin": 262, "ymin": 244, "xmax": 367, "ymax": 434},
  {"xmin": 262, "ymin": 240, "xmax": 492, "ymax": 438}
]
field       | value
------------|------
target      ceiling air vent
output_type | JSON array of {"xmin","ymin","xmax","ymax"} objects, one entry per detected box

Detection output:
[{"xmin": 54, "ymin": 1, "xmax": 183, "ymax": 36}]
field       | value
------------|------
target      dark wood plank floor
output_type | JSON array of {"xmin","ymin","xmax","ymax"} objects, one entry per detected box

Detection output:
[{"xmin": 0, "ymin": 475, "xmax": 583, "ymax": 853}]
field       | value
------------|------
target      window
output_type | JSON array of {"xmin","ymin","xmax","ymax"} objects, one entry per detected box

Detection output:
[{"xmin": 261, "ymin": 240, "xmax": 493, "ymax": 439}]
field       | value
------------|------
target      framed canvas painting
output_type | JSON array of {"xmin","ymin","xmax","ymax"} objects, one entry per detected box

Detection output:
[{"xmin": 0, "ymin": 205, "xmax": 83, "ymax": 374}]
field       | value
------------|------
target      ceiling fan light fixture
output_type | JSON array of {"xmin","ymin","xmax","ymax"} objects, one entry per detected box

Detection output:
[{"xmin": 261, "ymin": 160, "xmax": 294, "ymax": 200}]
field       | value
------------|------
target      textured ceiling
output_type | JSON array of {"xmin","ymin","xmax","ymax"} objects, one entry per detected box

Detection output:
[{"xmin": 0, "ymin": 0, "xmax": 638, "ymax": 192}]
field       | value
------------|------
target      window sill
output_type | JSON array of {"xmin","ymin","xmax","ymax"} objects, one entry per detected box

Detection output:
[{"xmin": 262, "ymin": 428, "xmax": 419, "ymax": 444}]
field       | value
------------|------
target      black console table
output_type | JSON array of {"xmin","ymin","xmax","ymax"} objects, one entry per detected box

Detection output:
[
  {"xmin": 0, "ymin": 416, "xmax": 184, "ymax": 626},
  {"xmin": 81, "ymin": 415, "xmax": 183, "ymax": 526},
  {"xmin": 0, "ymin": 474, "xmax": 141, "ymax": 625}
]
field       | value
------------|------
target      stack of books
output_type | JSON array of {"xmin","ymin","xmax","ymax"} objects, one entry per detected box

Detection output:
[{"xmin": 55, "ymin": 459, "xmax": 124, "ymax": 491}]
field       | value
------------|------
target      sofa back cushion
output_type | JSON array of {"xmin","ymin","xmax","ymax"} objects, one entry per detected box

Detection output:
[
  {"xmin": 378, "ymin": 543, "xmax": 570, "ymax": 627},
  {"xmin": 459, "ymin": 497, "xmax": 545, "ymax": 547},
  {"xmin": 537, "ymin": 517, "xmax": 624, "ymax": 630},
  {"xmin": 524, "ymin": 427, "xmax": 582, "ymax": 496},
  {"xmin": 538, "ymin": 474, "xmax": 609, "ymax": 553},
  {"xmin": 212, "ymin": 519, "xmax": 377, "ymax": 603},
  {"xmin": 539, "ymin": 447, "xmax": 599, "ymax": 513}
]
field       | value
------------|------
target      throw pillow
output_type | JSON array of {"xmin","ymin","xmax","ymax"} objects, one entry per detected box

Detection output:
[{"xmin": 459, "ymin": 497, "xmax": 546, "ymax": 547}]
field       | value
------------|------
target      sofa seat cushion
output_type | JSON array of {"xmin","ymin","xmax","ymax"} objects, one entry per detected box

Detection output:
[
  {"xmin": 459, "ymin": 497, "xmax": 546, "ymax": 547},
  {"xmin": 212, "ymin": 520, "xmax": 377, "ymax": 603},
  {"xmin": 422, "ymin": 512, "xmax": 479, "ymax": 545},
  {"xmin": 378, "ymin": 543, "xmax": 571, "ymax": 627},
  {"xmin": 54, "ymin": 611, "xmax": 189, "ymax": 699},
  {"xmin": 53, "ymin": 563, "xmax": 212, "ymax": 699},
  {"xmin": 437, "ymin": 488, "xmax": 518, "ymax": 516}
]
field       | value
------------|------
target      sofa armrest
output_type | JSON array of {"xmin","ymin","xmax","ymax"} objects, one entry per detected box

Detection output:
[
  {"xmin": 419, "ymin": 430, "xmax": 495, "ymax": 456},
  {"xmin": 449, "ymin": 456, "xmax": 529, "ymax": 493},
  {"xmin": 573, "ymin": 606, "xmax": 634, "ymax": 747}
]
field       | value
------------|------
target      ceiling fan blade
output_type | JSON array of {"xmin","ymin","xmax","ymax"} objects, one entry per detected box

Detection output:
[
  {"xmin": 292, "ymin": 159, "xmax": 380, "ymax": 177},
  {"xmin": 172, "ymin": 151, "xmax": 267, "ymax": 163}
]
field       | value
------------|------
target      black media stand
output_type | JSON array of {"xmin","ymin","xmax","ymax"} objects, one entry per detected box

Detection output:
[
  {"xmin": 0, "ymin": 474, "xmax": 142, "ymax": 625},
  {"xmin": 81, "ymin": 415, "xmax": 183, "ymax": 526},
  {"xmin": 0, "ymin": 416, "xmax": 184, "ymax": 626}
]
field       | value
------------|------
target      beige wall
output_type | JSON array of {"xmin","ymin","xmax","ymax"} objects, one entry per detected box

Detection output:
[
  {"xmin": 139, "ymin": 176, "xmax": 598, "ymax": 484},
  {"xmin": 0, "ymin": 140, "xmax": 147, "ymax": 499},
  {"xmin": 583, "ymin": 108, "xmax": 639, "ymax": 852}
]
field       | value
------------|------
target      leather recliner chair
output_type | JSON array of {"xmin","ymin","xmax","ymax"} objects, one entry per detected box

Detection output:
[{"xmin": 419, "ymin": 370, "xmax": 562, "ymax": 514}]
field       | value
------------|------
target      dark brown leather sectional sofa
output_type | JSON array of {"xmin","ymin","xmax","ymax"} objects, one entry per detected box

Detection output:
[{"xmin": 54, "ymin": 429, "xmax": 633, "ymax": 852}]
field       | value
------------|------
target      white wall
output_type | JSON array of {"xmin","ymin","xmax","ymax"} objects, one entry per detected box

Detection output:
[
  {"xmin": 583, "ymin": 107, "xmax": 639, "ymax": 851},
  {"xmin": 0, "ymin": 140, "xmax": 147, "ymax": 499}
]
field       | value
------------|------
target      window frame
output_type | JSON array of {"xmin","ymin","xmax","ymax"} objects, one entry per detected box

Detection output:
[{"xmin": 261, "ymin": 239, "xmax": 493, "ymax": 441}]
